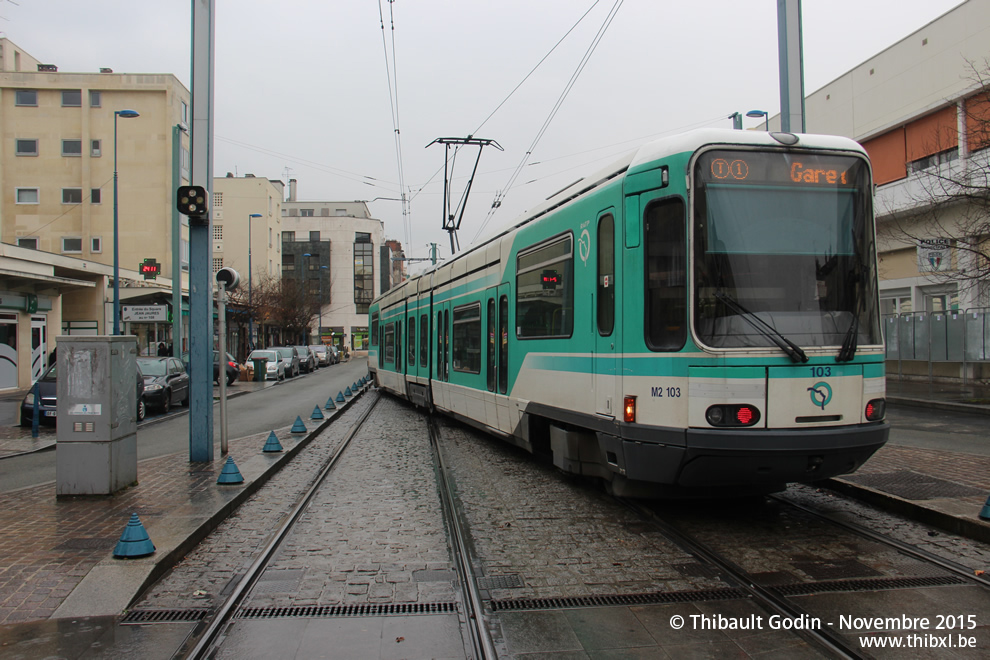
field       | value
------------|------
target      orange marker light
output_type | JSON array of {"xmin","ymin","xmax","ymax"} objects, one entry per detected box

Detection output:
[{"xmin": 623, "ymin": 396, "xmax": 636, "ymax": 423}]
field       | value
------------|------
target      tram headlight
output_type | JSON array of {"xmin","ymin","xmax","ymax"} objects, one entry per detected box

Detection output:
[
  {"xmin": 705, "ymin": 404, "xmax": 760, "ymax": 427},
  {"xmin": 865, "ymin": 398, "xmax": 886, "ymax": 421}
]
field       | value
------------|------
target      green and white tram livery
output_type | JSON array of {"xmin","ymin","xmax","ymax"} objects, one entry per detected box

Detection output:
[{"xmin": 369, "ymin": 128, "xmax": 888, "ymax": 497}]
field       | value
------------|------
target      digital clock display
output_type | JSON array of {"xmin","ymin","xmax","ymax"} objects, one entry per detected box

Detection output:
[{"xmin": 541, "ymin": 269, "xmax": 560, "ymax": 289}]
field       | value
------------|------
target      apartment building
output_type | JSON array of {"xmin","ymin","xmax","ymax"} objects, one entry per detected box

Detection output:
[
  {"xmin": 0, "ymin": 39, "xmax": 191, "ymax": 388},
  {"xmin": 280, "ymin": 180, "xmax": 386, "ymax": 352}
]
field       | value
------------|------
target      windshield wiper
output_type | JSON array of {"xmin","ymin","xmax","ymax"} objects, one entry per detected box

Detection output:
[
  {"xmin": 836, "ymin": 316, "xmax": 858, "ymax": 363},
  {"xmin": 714, "ymin": 292, "xmax": 809, "ymax": 364}
]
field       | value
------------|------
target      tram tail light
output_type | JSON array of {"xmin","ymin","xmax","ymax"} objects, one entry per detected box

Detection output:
[
  {"xmin": 865, "ymin": 398, "xmax": 886, "ymax": 421},
  {"xmin": 706, "ymin": 404, "xmax": 761, "ymax": 427},
  {"xmin": 623, "ymin": 396, "xmax": 636, "ymax": 423}
]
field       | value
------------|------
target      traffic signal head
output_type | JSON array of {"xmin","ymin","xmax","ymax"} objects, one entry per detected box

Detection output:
[{"xmin": 176, "ymin": 185, "xmax": 209, "ymax": 221}]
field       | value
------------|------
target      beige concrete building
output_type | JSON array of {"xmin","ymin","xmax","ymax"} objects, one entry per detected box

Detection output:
[
  {"xmin": 281, "ymin": 181, "xmax": 386, "ymax": 352},
  {"xmin": 0, "ymin": 38, "xmax": 191, "ymax": 388},
  {"xmin": 210, "ymin": 174, "xmax": 283, "ymax": 355}
]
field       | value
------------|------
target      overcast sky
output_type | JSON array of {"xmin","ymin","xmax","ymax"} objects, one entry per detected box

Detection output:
[{"xmin": 4, "ymin": 0, "xmax": 967, "ymax": 261}]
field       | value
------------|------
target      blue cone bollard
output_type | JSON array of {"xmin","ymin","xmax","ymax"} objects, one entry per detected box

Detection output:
[
  {"xmin": 262, "ymin": 431, "xmax": 283, "ymax": 453},
  {"xmin": 291, "ymin": 416, "xmax": 308, "ymax": 434},
  {"xmin": 113, "ymin": 513, "xmax": 156, "ymax": 558},
  {"xmin": 336, "ymin": 391, "xmax": 346, "ymax": 403},
  {"xmin": 352, "ymin": 382, "xmax": 359, "ymax": 392},
  {"xmin": 217, "ymin": 456, "xmax": 245, "ymax": 484},
  {"xmin": 344, "ymin": 386, "xmax": 352, "ymax": 397},
  {"xmin": 325, "ymin": 396, "xmax": 337, "ymax": 410},
  {"xmin": 311, "ymin": 405, "xmax": 324, "ymax": 420},
  {"xmin": 980, "ymin": 495, "xmax": 990, "ymax": 521}
]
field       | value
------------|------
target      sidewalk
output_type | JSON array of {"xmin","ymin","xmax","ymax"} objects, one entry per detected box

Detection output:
[
  {"xmin": 0, "ymin": 378, "xmax": 372, "ymax": 627},
  {"xmin": 0, "ymin": 376, "xmax": 988, "ymax": 630}
]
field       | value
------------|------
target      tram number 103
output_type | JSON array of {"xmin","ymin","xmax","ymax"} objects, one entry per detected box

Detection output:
[{"xmin": 651, "ymin": 386, "xmax": 681, "ymax": 398}]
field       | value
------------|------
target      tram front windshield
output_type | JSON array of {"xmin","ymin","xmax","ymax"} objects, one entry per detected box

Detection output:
[{"xmin": 693, "ymin": 149, "xmax": 880, "ymax": 351}]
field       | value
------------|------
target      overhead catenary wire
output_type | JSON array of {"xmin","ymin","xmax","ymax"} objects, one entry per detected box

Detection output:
[
  {"xmin": 474, "ymin": 0, "xmax": 625, "ymax": 242},
  {"xmin": 379, "ymin": 0, "xmax": 412, "ymax": 248}
]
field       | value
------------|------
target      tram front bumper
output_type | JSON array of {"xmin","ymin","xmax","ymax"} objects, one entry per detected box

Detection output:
[{"xmin": 620, "ymin": 422, "xmax": 889, "ymax": 488}]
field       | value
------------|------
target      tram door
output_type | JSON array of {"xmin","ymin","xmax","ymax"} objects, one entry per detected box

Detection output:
[{"xmin": 594, "ymin": 211, "xmax": 619, "ymax": 417}]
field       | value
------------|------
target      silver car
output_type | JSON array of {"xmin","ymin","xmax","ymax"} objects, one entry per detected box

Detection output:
[
  {"xmin": 247, "ymin": 349, "xmax": 285, "ymax": 381},
  {"xmin": 272, "ymin": 346, "xmax": 300, "ymax": 378},
  {"xmin": 309, "ymin": 344, "xmax": 329, "ymax": 367}
]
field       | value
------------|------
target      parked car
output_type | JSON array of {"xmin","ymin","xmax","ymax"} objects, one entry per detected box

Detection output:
[
  {"xmin": 309, "ymin": 344, "xmax": 329, "ymax": 367},
  {"xmin": 295, "ymin": 346, "xmax": 316, "ymax": 373},
  {"xmin": 181, "ymin": 350, "xmax": 239, "ymax": 385},
  {"xmin": 327, "ymin": 345, "xmax": 340, "ymax": 364},
  {"xmin": 271, "ymin": 346, "xmax": 300, "ymax": 378},
  {"xmin": 247, "ymin": 349, "xmax": 285, "ymax": 381},
  {"xmin": 20, "ymin": 361, "xmax": 146, "ymax": 426},
  {"xmin": 136, "ymin": 357, "xmax": 189, "ymax": 413}
]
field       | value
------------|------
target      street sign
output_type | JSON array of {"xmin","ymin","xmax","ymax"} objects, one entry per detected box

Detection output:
[{"xmin": 122, "ymin": 305, "xmax": 169, "ymax": 322}]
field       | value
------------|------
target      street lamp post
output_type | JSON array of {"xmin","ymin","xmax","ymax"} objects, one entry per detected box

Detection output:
[
  {"xmin": 746, "ymin": 109, "xmax": 769, "ymax": 131},
  {"xmin": 113, "ymin": 109, "xmax": 140, "ymax": 335},
  {"xmin": 247, "ymin": 213, "xmax": 262, "ymax": 349}
]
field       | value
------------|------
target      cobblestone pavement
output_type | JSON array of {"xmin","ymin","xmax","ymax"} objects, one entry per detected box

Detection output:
[
  {"xmin": 134, "ymin": 394, "xmax": 377, "ymax": 611},
  {"xmin": 437, "ymin": 418, "xmax": 726, "ymax": 601},
  {"xmin": 243, "ymin": 395, "xmax": 454, "ymax": 608}
]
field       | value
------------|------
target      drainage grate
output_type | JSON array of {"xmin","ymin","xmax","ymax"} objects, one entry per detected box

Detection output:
[
  {"xmin": 772, "ymin": 575, "xmax": 965, "ymax": 596},
  {"xmin": 54, "ymin": 538, "xmax": 116, "ymax": 552},
  {"xmin": 477, "ymin": 574, "xmax": 524, "ymax": 590},
  {"xmin": 238, "ymin": 602, "xmax": 458, "ymax": 619},
  {"xmin": 489, "ymin": 588, "xmax": 747, "ymax": 612},
  {"xmin": 842, "ymin": 470, "xmax": 985, "ymax": 500},
  {"xmin": 121, "ymin": 609, "xmax": 211, "ymax": 625}
]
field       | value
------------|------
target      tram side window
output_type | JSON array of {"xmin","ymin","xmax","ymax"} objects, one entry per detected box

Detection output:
[
  {"xmin": 383, "ymin": 324, "xmax": 395, "ymax": 363},
  {"xmin": 452, "ymin": 303, "xmax": 481, "ymax": 373},
  {"xmin": 408, "ymin": 316, "xmax": 416, "ymax": 367},
  {"xmin": 396, "ymin": 320, "xmax": 402, "ymax": 372},
  {"xmin": 597, "ymin": 214, "xmax": 615, "ymax": 336},
  {"xmin": 487, "ymin": 298, "xmax": 496, "ymax": 392},
  {"xmin": 499, "ymin": 295, "xmax": 508, "ymax": 394},
  {"xmin": 645, "ymin": 198, "xmax": 687, "ymax": 351},
  {"xmin": 371, "ymin": 313, "xmax": 378, "ymax": 346},
  {"xmin": 516, "ymin": 234, "xmax": 574, "ymax": 338},
  {"xmin": 419, "ymin": 314, "xmax": 428, "ymax": 368}
]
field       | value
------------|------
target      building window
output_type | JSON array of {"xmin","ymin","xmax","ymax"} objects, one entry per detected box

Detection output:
[
  {"xmin": 308, "ymin": 278, "xmax": 320, "ymax": 295},
  {"xmin": 91, "ymin": 188, "xmax": 102, "ymax": 204},
  {"xmin": 909, "ymin": 147, "xmax": 958, "ymax": 173},
  {"xmin": 62, "ymin": 188, "xmax": 83, "ymax": 204},
  {"xmin": 89, "ymin": 90, "xmax": 102, "ymax": 107},
  {"xmin": 269, "ymin": 228, "xmax": 272, "ymax": 248},
  {"xmin": 213, "ymin": 225, "xmax": 223, "ymax": 241},
  {"xmin": 282, "ymin": 231, "xmax": 295, "ymax": 243},
  {"xmin": 355, "ymin": 232, "xmax": 371, "ymax": 243},
  {"xmin": 300, "ymin": 209, "xmax": 314, "ymax": 217},
  {"xmin": 310, "ymin": 231, "xmax": 320, "ymax": 241},
  {"xmin": 282, "ymin": 254, "xmax": 295, "ymax": 272},
  {"xmin": 181, "ymin": 101, "xmax": 188, "ymax": 124},
  {"xmin": 321, "ymin": 207, "xmax": 330, "ymax": 216},
  {"xmin": 213, "ymin": 192, "xmax": 222, "ymax": 207},
  {"xmin": 180, "ymin": 146, "xmax": 190, "ymax": 179},
  {"xmin": 62, "ymin": 237, "xmax": 83, "ymax": 253},
  {"xmin": 61, "ymin": 90, "xmax": 82, "ymax": 107},
  {"xmin": 62, "ymin": 139, "xmax": 82, "ymax": 156},
  {"xmin": 91, "ymin": 237, "xmax": 102, "ymax": 253},
  {"xmin": 15, "ymin": 89, "xmax": 38, "ymax": 106},
  {"xmin": 212, "ymin": 257, "xmax": 223, "ymax": 273},
  {"xmin": 91, "ymin": 140, "xmax": 101, "ymax": 157},
  {"xmin": 17, "ymin": 237, "xmax": 38, "ymax": 250},
  {"xmin": 516, "ymin": 234, "xmax": 574, "ymax": 338},
  {"xmin": 452, "ymin": 303, "xmax": 482, "ymax": 373},
  {"xmin": 354, "ymin": 242, "xmax": 374, "ymax": 309},
  {"xmin": 16, "ymin": 188, "xmax": 39, "ymax": 204},
  {"xmin": 15, "ymin": 139, "xmax": 38, "ymax": 156}
]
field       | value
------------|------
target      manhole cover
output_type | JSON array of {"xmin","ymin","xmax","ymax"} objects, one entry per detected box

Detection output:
[
  {"xmin": 791, "ymin": 559, "xmax": 883, "ymax": 581},
  {"xmin": 843, "ymin": 470, "xmax": 984, "ymax": 500}
]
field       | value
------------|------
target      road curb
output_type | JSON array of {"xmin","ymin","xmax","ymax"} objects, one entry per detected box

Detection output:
[{"xmin": 886, "ymin": 396, "xmax": 990, "ymax": 417}]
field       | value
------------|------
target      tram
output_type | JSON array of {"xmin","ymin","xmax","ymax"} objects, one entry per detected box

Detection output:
[{"xmin": 369, "ymin": 128, "xmax": 888, "ymax": 496}]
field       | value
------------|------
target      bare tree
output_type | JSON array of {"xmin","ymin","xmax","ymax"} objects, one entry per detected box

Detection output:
[
  {"xmin": 877, "ymin": 60, "xmax": 990, "ymax": 305},
  {"xmin": 251, "ymin": 272, "xmax": 321, "ymax": 344}
]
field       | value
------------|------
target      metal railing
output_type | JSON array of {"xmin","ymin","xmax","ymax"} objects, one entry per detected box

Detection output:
[{"xmin": 884, "ymin": 308, "xmax": 990, "ymax": 385}]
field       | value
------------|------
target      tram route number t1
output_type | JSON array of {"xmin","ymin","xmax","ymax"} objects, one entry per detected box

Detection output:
[{"xmin": 705, "ymin": 151, "xmax": 856, "ymax": 188}]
